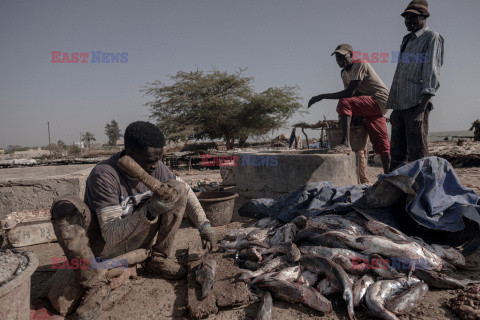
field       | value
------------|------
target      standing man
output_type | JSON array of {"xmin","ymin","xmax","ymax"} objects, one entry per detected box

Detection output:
[
  {"xmin": 386, "ymin": 0, "xmax": 444, "ymax": 170},
  {"xmin": 308, "ymin": 44, "xmax": 391, "ymax": 173},
  {"xmin": 49, "ymin": 121, "xmax": 215, "ymax": 320}
]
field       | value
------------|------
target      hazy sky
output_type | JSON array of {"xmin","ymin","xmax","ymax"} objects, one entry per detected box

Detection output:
[{"xmin": 1, "ymin": 0, "xmax": 479, "ymax": 147}]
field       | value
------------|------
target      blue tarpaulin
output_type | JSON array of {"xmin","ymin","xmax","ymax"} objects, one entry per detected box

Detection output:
[
  {"xmin": 356, "ymin": 156, "xmax": 480, "ymax": 232},
  {"xmin": 238, "ymin": 181, "xmax": 368, "ymax": 222}
]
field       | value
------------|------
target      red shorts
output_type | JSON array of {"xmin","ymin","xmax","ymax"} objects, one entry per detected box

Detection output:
[{"xmin": 336, "ymin": 96, "xmax": 390, "ymax": 156}]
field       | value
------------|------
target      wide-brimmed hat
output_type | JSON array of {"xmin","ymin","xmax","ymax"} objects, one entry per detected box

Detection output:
[{"xmin": 401, "ymin": 0, "xmax": 430, "ymax": 17}]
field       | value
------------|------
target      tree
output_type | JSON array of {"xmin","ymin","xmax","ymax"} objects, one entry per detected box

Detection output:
[
  {"xmin": 5, "ymin": 145, "xmax": 30, "ymax": 154},
  {"xmin": 82, "ymin": 132, "xmax": 96, "ymax": 149},
  {"xmin": 47, "ymin": 143, "xmax": 63, "ymax": 157},
  {"xmin": 67, "ymin": 144, "xmax": 81, "ymax": 157},
  {"xmin": 105, "ymin": 120, "xmax": 122, "ymax": 146},
  {"xmin": 142, "ymin": 68, "xmax": 302, "ymax": 149}
]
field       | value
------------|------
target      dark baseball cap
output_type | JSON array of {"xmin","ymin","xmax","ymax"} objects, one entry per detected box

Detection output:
[
  {"xmin": 401, "ymin": 0, "xmax": 430, "ymax": 17},
  {"xmin": 331, "ymin": 44, "xmax": 353, "ymax": 56}
]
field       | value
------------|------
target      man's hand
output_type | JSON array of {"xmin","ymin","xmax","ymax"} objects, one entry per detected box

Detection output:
[
  {"xmin": 146, "ymin": 181, "xmax": 182, "ymax": 219},
  {"xmin": 199, "ymin": 222, "xmax": 215, "ymax": 251},
  {"xmin": 413, "ymin": 95, "xmax": 432, "ymax": 129},
  {"xmin": 308, "ymin": 95, "xmax": 323, "ymax": 108}
]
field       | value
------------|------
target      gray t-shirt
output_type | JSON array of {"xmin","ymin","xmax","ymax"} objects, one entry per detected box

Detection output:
[{"xmin": 84, "ymin": 151, "xmax": 176, "ymax": 247}]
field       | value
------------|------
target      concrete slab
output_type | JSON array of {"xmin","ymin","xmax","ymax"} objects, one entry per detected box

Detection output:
[{"xmin": 234, "ymin": 150, "xmax": 359, "ymax": 198}]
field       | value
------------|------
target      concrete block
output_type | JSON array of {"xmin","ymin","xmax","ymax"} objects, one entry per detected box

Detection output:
[
  {"xmin": 234, "ymin": 150, "xmax": 359, "ymax": 198},
  {"xmin": 0, "ymin": 165, "xmax": 94, "ymax": 220}
]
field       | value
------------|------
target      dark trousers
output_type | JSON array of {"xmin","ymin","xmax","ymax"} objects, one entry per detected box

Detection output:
[{"xmin": 390, "ymin": 103, "xmax": 432, "ymax": 171}]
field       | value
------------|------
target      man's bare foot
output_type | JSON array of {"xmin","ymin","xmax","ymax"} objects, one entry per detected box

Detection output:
[{"xmin": 329, "ymin": 144, "xmax": 352, "ymax": 154}]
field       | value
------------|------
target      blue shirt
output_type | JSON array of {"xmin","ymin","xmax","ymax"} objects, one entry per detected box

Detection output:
[{"xmin": 386, "ymin": 27, "xmax": 444, "ymax": 110}]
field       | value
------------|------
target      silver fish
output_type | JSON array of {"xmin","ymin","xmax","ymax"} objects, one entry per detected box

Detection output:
[
  {"xmin": 385, "ymin": 282, "xmax": 429, "ymax": 315},
  {"xmin": 352, "ymin": 275, "xmax": 375, "ymax": 307},
  {"xmin": 297, "ymin": 270, "xmax": 319, "ymax": 287},
  {"xmin": 365, "ymin": 278, "xmax": 420, "ymax": 320},
  {"xmin": 370, "ymin": 254, "xmax": 404, "ymax": 280},
  {"xmin": 270, "ymin": 227, "xmax": 286, "ymax": 246},
  {"xmin": 263, "ymin": 242, "xmax": 301, "ymax": 262},
  {"xmin": 308, "ymin": 215, "xmax": 369, "ymax": 236},
  {"xmin": 316, "ymin": 278, "xmax": 338, "ymax": 296},
  {"xmin": 301, "ymin": 254, "xmax": 356, "ymax": 320},
  {"xmin": 270, "ymin": 223, "xmax": 297, "ymax": 246},
  {"xmin": 412, "ymin": 268, "xmax": 480, "ymax": 289},
  {"xmin": 336, "ymin": 233, "xmax": 443, "ymax": 271},
  {"xmin": 220, "ymin": 239, "xmax": 270, "ymax": 252},
  {"xmin": 316, "ymin": 275, "xmax": 358, "ymax": 296},
  {"xmin": 251, "ymin": 218, "xmax": 275, "ymax": 229},
  {"xmin": 294, "ymin": 229, "xmax": 349, "ymax": 249},
  {"xmin": 238, "ymin": 247, "xmax": 263, "ymax": 263},
  {"xmin": 365, "ymin": 220, "xmax": 409, "ymax": 242},
  {"xmin": 258, "ymin": 279, "xmax": 332, "ymax": 313},
  {"xmin": 240, "ymin": 256, "xmax": 287, "ymax": 280},
  {"xmin": 255, "ymin": 291, "xmax": 273, "ymax": 320},
  {"xmin": 430, "ymin": 244, "xmax": 466, "ymax": 267},
  {"xmin": 300, "ymin": 245, "xmax": 369, "ymax": 261},
  {"xmin": 195, "ymin": 259, "xmax": 217, "ymax": 300},
  {"xmin": 283, "ymin": 222, "xmax": 298, "ymax": 243},
  {"xmin": 273, "ymin": 265, "xmax": 302, "ymax": 282},
  {"xmin": 247, "ymin": 228, "xmax": 270, "ymax": 242},
  {"xmin": 251, "ymin": 265, "xmax": 302, "ymax": 285}
]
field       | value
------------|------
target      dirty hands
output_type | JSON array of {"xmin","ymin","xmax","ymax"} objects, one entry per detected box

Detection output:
[
  {"xmin": 308, "ymin": 95, "xmax": 324, "ymax": 108},
  {"xmin": 146, "ymin": 181, "xmax": 182, "ymax": 219},
  {"xmin": 199, "ymin": 222, "xmax": 216, "ymax": 251}
]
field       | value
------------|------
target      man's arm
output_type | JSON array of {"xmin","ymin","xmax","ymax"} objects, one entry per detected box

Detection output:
[
  {"xmin": 413, "ymin": 33, "xmax": 444, "ymax": 126},
  {"xmin": 308, "ymin": 80, "xmax": 361, "ymax": 108},
  {"xmin": 86, "ymin": 172, "xmax": 157, "ymax": 248},
  {"xmin": 174, "ymin": 176, "xmax": 215, "ymax": 250},
  {"xmin": 175, "ymin": 176, "xmax": 209, "ymax": 227},
  {"xmin": 421, "ymin": 33, "xmax": 444, "ymax": 97}
]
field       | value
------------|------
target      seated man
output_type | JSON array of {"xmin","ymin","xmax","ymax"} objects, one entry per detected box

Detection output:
[
  {"xmin": 50, "ymin": 121, "xmax": 215, "ymax": 320},
  {"xmin": 308, "ymin": 44, "xmax": 391, "ymax": 173}
]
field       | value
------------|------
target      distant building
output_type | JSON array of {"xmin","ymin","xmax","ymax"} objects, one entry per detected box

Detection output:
[
  {"xmin": 0, "ymin": 149, "xmax": 4, "ymax": 154},
  {"xmin": 116, "ymin": 139, "xmax": 124, "ymax": 147}
]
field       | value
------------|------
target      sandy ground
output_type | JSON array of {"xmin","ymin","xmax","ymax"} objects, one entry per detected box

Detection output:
[{"xmin": 26, "ymin": 149, "xmax": 480, "ymax": 320}]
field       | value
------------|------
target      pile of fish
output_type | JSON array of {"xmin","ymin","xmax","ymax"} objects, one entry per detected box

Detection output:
[{"xmin": 220, "ymin": 212, "xmax": 479, "ymax": 320}]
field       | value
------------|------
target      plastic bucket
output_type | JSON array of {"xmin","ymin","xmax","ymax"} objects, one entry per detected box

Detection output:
[
  {"xmin": 326, "ymin": 125, "xmax": 368, "ymax": 151},
  {"xmin": 195, "ymin": 191, "xmax": 239, "ymax": 226},
  {"xmin": 0, "ymin": 250, "xmax": 39, "ymax": 320}
]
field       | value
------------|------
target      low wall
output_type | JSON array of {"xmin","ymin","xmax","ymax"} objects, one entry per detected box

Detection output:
[
  {"xmin": 234, "ymin": 150, "xmax": 359, "ymax": 198},
  {"xmin": 0, "ymin": 165, "xmax": 94, "ymax": 219}
]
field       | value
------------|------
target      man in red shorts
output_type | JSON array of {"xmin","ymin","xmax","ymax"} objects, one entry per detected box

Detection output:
[{"xmin": 308, "ymin": 44, "xmax": 391, "ymax": 173}]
